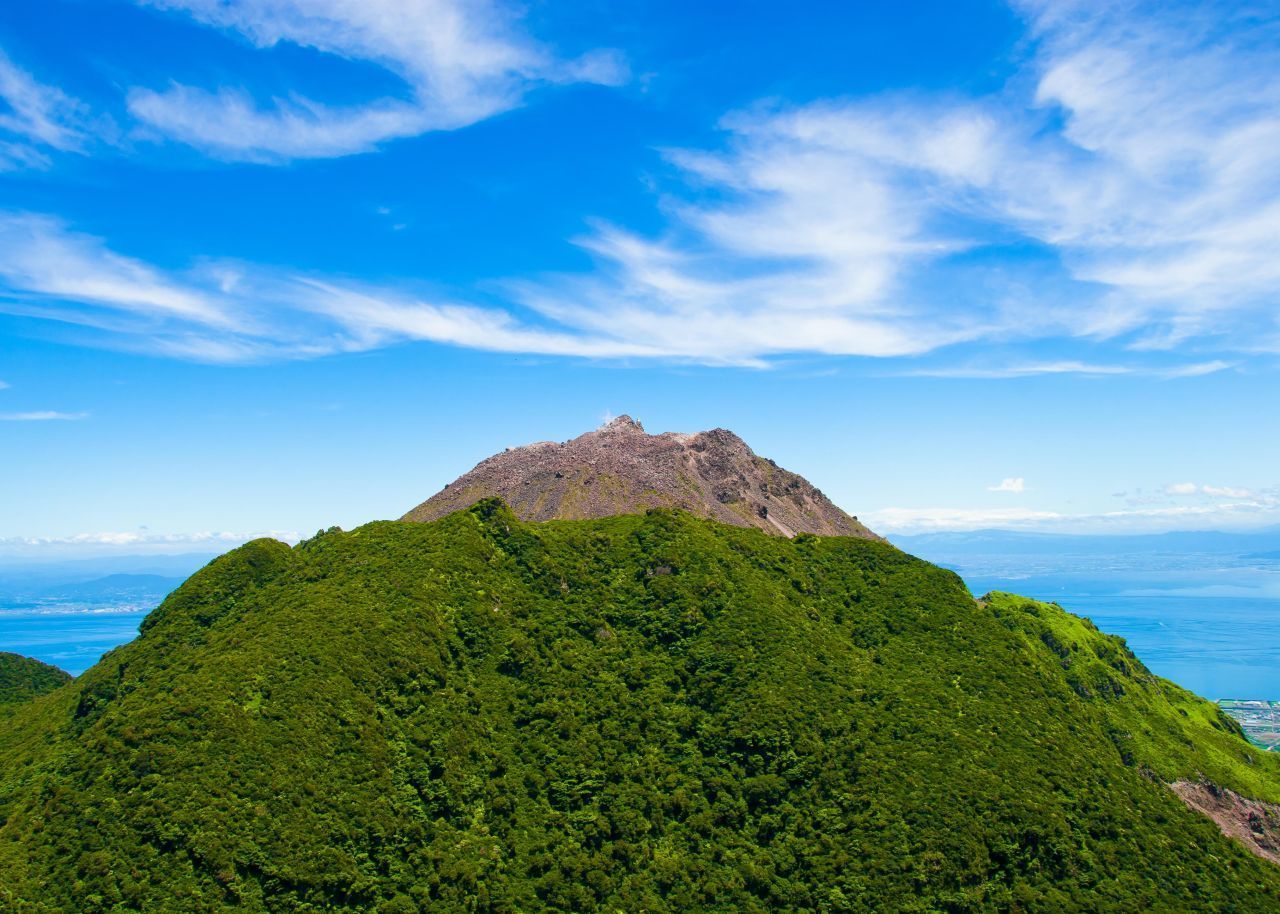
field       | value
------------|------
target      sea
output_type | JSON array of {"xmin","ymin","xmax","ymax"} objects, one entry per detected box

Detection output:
[
  {"xmin": 895, "ymin": 532, "xmax": 1280, "ymax": 702},
  {"xmin": 2, "ymin": 536, "xmax": 1278, "ymax": 699},
  {"xmin": 0, "ymin": 555, "xmax": 204, "ymax": 677},
  {"xmin": 1, "ymin": 603, "xmax": 151, "ymax": 676}
]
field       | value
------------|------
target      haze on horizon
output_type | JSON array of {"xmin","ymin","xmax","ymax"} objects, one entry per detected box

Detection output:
[{"xmin": 2, "ymin": 0, "xmax": 1279, "ymax": 556}]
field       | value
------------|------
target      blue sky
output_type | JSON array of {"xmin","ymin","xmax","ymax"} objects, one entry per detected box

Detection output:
[{"xmin": 1, "ymin": 0, "xmax": 1279, "ymax": 555}]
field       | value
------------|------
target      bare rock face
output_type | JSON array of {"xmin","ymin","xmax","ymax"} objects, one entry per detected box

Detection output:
[
  {"xmin": 403, "ymin": 415, "xmax": 878, "ymax": 539},
  {"xmin": 1171, "ymin": 779, "xmax": 1280, "ymax": 865}
]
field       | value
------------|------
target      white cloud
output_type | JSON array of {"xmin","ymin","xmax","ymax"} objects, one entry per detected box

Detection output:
[
  {"xmin": 1202, "ymin": 484, "xmax": 1255, "ymax": 499},
  {"xmin": 0, "ymin": 49, "xmax": 102, "ymax": 169},
  {"xmin": 1159, "ymin": 360, "xmax": 1237, "ymax": 379},
  {"xmin": 869, "ymin": 499, "xmax": 1280, "ymax": 534},
  {"xmin": 0, "ymin": 211, "xmax": 662, "ymax": 363},
  {"xmin": 0, "ymin": 213, "xmax": 234, "ymax": 327},
  {"xmin": 503, "ymin": 110, "xmax": 998, "ymax": 360},
  {"xmin": 988, "ymin": 477, "xmax": 1026, "ymax": 493},
  {"xmin": 1003, "ymin": 1, "xmax": 1280, "ymax": 327},
  {"xmin": 129, "ymin": 0, "xmax": 626, "ymax": 160},
  {"xmin": 869, "ymin": 506, "xmax": 1066, "ymax": 532},
  {"xmin": 1165, "ymin": 481, "xmax": 1260, "ymax": 499},
  {"xmin": 508, "ymin": 0, "xmax": 1280, "ymax": 362},
  {"xmin": 0, "ymin": 197, "xmax": 1270, "ymax": 370},
  {"xmin": 902, "ymin": 360, "xmax": 1237, "ymax": 379},
  {"xmin": 905, "ymin": 361, "xmax": 1132, "ymax": 379},
  {"xmin": 873, "ymin": 473, "xmax": 1280, "ymax": 533},
  {"xmin": 127, "ymin": 86, "xmax": 430, "ymax": 162},
  {"xmin": 0, "ymin": 411, "xmax": 87, "ymax": 421},
  {"xmin": 287, "ymin": 279, "xmax": 660, "ymax": 358},
  {"xmin": 3, "ymin": 529, "xmax": 295, "ymax": 546},
  {"xmin": 0, "ymin": 528, "xmax": 300, "ymax": 558},
  {"xmin": 4, "ymin": 1, "xmax": 1278, "ymax": 368}
]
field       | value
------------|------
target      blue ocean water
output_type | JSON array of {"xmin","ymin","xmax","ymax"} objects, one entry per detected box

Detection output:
[
  {"xmin": 0, "ymin": 605, "xmax": 149, "ymax": 676},
  {"xmin": 912, "ymin": 549, "xmax": 1280, "ymax": 702},
  {"xmin": 967, "ymin": 586, "xmax": 1278, "ymax": 701},
  {"xmin": 0, "ymin": 555, "xmax": 202, "ymax": 676}
]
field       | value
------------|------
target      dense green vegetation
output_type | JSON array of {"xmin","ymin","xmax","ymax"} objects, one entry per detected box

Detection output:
[
  {"xmin": 0, "ymin": 651, "xmax": 70, "ymax": 710},
  {"xmin": 1, "ymin": 501, "xmax": 1278, "ymax": 912}
]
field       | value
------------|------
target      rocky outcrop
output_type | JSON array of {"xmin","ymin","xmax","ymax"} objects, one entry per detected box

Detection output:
[
  {"xmin": 403, "ymin": 415, "xmax": 878, "ymax": 539},
  {"xmin": 1171, "ymin": 779, "xmax": 1280, "ymax": 865}
]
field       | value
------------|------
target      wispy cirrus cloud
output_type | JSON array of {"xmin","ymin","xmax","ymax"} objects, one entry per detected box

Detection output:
[
  {"xmin": 0, "ymin": 49, "xmax": 104, "ymax": 170},
  {"xmin": 0, "ymin": 411, "xmax": 87, "ymax": 421},
  {"xmin": 1159, "ymin": 360, "xmax": 1238, "ymax": 379},
  {"xmin": 3, "ymin": 1, "xmax": 1279, "ymax": 369},
  {"xmin": 0, "ymin": 213, "xmax": 234, "ymax": 328},
  {"xmin": 509, "ymin": 0, "xmax": 1280, "ymax": 363},
  {"xmin": 922, "ymin": 362, "xmax": 1135, "ymax": 379},
  {"xmin": 0, "ymin": 211, "xmax": 661, "ymax": 363},
  {"xmin": 128, "ymin": 0, "xmax": 626, "ymax": 161},
  {"xmin": 1008, "ymin": 0, "xmax": 1280, "ymax": 334},
  {"xmin": 899, "ymin": 360, "xmax": 1237, "ymax": 379}
]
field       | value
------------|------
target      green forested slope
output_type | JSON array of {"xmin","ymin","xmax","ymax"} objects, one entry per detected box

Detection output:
[
  {"xmin": 0, "ymin": 501, "xmax": 1277, "ymax": 913},
  {"xmin": 0, "ymin": 651, "xmax": 71, "ymax": 710}
]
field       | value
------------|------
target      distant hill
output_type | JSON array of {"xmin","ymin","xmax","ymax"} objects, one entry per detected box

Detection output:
[
  {"xmin": 0, "ymin": 652, "xmax": 70, "ymax": 708},
  {"xmin": 32, "ymin": 573, "xmax": 184, "ymax": 603},
  {"xmin": 1, "ymin": 503, "xmax": 1277, "ymax": 910},
  {"xmin": 404, "ymin": 416, "xmax": 878, "ymax": 539},
  {"xmin": 0, "ymin": 553, "xmax": 218, "ymax": 601}
]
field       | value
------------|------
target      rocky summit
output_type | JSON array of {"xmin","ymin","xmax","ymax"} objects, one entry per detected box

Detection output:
[{"xmin": 403, "ymin": 415, "xmax": 877, "ymax": 539}]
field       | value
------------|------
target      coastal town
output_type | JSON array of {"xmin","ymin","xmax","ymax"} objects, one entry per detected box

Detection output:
[{"xmin": 1220, "ymin": 700, "xmax": 1280, "ymax": 751}]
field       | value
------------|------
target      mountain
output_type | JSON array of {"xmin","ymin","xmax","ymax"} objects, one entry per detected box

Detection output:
[
  {"xmin": 0, "ymin": 652, "xmax": 70, "ymax": 709},
  {"xmin": 0, "ymin": 553, "xmax": 219, "ymax": 600},
  {"xmin": 403, "ymin": 416, "xmax": 877, "ymax": 539},
  {"xmin": 32, "ymin": 573, "xmax": 184, "ymax": 603},
  {"xmin": 1, "ymin": 502, "xmax": 1278, "ymax": 911}
]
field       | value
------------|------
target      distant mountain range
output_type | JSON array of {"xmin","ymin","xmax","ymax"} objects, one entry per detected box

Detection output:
[
  {"xmin": 0, "ymin": 555, "xmax": 213, "ymax": 603},
  {"xmin": 29, "ymin": 573, "xmax": 185, "ymax": 603}
]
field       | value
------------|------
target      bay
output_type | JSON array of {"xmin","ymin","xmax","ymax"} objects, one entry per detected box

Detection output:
[
  {"xmin": 0, "ymin": 604, "xmax": 150, "ymax": 676},
  {"xmin": 896, "ymin": 534, "xmax": 1280, "ymax": 702}
]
